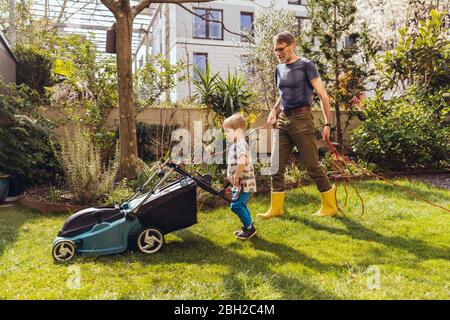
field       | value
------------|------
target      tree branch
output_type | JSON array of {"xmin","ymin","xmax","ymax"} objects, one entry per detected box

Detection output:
[
  {"xmin": 60, "ymin": 0, "xmax": 96, "ymax": 25},
  {"xmin": 132, "ymin": 0, "xmax": 214, "ymax": 18},
  {"xmin": 100, "ymin": 0, "xmax": 120, "ymax": 14},
  {"xmin": 251, "ymin": 0, "xmax": 275, "ymax": 9},
  {"xmin": 56, "ymin": 0, "xmax": 69, "ymax": 24},
  {"xmin": 177, "ymin": 2, "xmax": 253, "ymax": 43},
  {"xmin": 121, "ymin": 0, "xmax": 131, "ymax": 12}
]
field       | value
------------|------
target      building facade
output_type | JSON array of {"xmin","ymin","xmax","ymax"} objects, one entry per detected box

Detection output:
[
  {"xmin": 0, "ymin": 30, "xmax": 17, "ymax": 84},
  {"xmin": 133, "ymin": 0, "xmax": 310, "ymax": 102}
]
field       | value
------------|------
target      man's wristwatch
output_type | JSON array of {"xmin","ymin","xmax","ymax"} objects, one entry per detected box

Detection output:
[{"xmin": 325, "ymin": 123, "xmax": 331, "ymax": 127}]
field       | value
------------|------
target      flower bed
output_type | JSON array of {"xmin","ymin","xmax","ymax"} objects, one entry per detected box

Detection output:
[{"xmin": 18, "ymin": 185, "xmax": 89, "ymax": 214}]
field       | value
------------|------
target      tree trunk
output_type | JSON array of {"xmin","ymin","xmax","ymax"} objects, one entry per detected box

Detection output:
[
  {"xmin": 333, "ymin": 5, "xmax": 343, "ymax": 149},
  {"xmin": 116, "ymin": 12, "xmax": 139, "ymax": 179},
  {"xmin": 9, "ymin": 0, "xmax": 16, "ymax": 49}
]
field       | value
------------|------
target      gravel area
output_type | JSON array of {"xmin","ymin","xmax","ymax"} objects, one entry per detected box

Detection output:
[{"xmin": 407, "ymin": 173, "xmax": 450, "ymax": 190}]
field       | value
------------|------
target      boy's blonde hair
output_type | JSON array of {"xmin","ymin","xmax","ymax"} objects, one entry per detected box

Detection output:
[{"xmin": 223, "ymin": 113, "xmax": 247, "ymax": 131}]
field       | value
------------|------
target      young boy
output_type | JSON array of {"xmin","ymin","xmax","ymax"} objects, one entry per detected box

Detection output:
[{"xmin": 223, "ymin": 113, "xmax": 257, "ymax": 240}]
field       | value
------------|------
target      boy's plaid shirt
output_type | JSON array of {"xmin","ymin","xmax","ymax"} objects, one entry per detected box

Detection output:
[{"xmin": 227, "ymin": 139, "xmax": 257, "ymax": 193}]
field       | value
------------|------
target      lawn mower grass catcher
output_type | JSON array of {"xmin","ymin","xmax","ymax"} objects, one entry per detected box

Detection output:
[{"xmin": 52, "ymin": 160, "xmax": 236, "ymax": 262}]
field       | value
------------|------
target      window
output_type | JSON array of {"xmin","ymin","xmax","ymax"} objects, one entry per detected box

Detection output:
[
  {"xmin": 295, "ymin": 17, "xmax": 310, "ymax": 35},
  {"xmin": 193, "ymin": 8, "xmax": 223, "ymax": 40},
  {"xmin": 193, "ymin": 53, "xmax": 208, "ymax": 81},
  {"xmin": 193, "ymin": 9, "xmax": 207, "ymax": 38},
  {"xmin": 240, "ymin": 12, "xmax": 254, "ymax": 32},
  {"xmin": 240, "ymin": 12, "xmax": 254, "ymax": 40},
  {"xmin": 342, "ymin": 36, "xmax": 354, "ymax": 48},
  {"xmin": 288, "ymin": 0, "xmax": 304, "ymax": 5},
  {"xmin": 208, "ymin": 10, "xmax": 222, "ymax": 39}
]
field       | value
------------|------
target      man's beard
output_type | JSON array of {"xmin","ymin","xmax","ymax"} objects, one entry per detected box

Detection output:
[{"xmin": 279, "ymin": 55, "xmax": 291, "ymax": 63}]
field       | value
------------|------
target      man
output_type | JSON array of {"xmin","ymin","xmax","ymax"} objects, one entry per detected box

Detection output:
[{"xmin": 257, "ymin": 31, "xmax": 338, "ymax": 219}]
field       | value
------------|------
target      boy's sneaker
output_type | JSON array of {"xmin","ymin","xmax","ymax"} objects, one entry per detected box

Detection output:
[{"xmin": 234, "ymin": 224, "xmax": 257, "ymax": 240}]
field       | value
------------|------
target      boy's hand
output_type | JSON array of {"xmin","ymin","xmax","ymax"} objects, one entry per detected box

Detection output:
[
  {"xmin": 231, "ymin": 174, "xmax": 241, "ymax": 187},
  {"xmin": 227, "ymin": 175, "xmax": 236, "ymax": 186},
  {"xmin": 228, "ymin": 173, "xmax": 241, "ymax": 187}
]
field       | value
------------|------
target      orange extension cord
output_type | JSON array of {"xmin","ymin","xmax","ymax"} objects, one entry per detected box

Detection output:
[
  {"xmin": 324, "ymin": 136, "xmax": 450, "ymax": 216},
  {"xmin": 174, "ymin": 121, "xmax": 449, "ymax": 216}
]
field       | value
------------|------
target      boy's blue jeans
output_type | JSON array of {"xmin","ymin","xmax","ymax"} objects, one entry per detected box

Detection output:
[{"xmin": 230, "ymin": 192, "xmax": 253, "ymax": 228}]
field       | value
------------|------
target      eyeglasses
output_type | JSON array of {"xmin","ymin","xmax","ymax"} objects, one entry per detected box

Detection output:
[{"xmin": 274, "ymin": 44, "xmax": 290, "ymax": 53}]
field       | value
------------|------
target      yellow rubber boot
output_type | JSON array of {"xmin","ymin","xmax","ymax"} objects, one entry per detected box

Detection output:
[
  {"xmin": 314, "ymin": 185, "xmax": 338, "ymax": 217},
  {"xmin": 257, "ymin": 192, "xmax": 285, "ymax": 220}
]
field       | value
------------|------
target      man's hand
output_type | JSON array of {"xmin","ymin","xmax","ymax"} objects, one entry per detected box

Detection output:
[
  {"xmin": 267, "ymin": 109, "xmax": 278, "ymax": 125},
  {"xmin": 310, "ymin": 77, "xmax": 333, "ymax": 142},
  {"xmin": 322, "ymin": 126, "xmax": 331, "ymax": 142}
]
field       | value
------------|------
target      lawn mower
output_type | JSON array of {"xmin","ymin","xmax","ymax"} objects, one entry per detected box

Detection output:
[{"xmin": 52, "ymin": 159, "xmax": 240, "ymax": 262}]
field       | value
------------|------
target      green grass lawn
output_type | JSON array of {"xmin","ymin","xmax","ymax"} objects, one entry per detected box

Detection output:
[{"xmin": 0, "ymin": 179, "xmax": 449, "ymax": 299}]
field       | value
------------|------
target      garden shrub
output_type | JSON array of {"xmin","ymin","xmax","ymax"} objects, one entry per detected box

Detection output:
[
  {"xmin": 351, "ymin": 10, "xmax": 450, "ymax": 172},
  {"xmin": 48, "ymin": 40, "xmax": 118, "ymax": 154},
  {"xmin": 59, "ymin": 125, "xmax": 121, "ymax": 204},
  {"xmin": 15, "ymin": 45, "xmax": 56, "ymax": 94},
  {"xmin": 110, "ymin": 122, "xmax": 179, "ymax": 163},
  {"xmin": 100, "ymin": 179, "xmax": 134, "ymax": 206},
  {"xmin": 0, "ymin": 82, "xmax": 61, "ymax": 189},
  {"xmin": 375, "ymin": 9, "xmax": 449, "ymax": 92},
  {"xmin": 136, "ymin": 122, "xmax": 179, "ymax": 161},
  {"xmin": 351, "ymin": 87, "xmax": 449, "ymax": 171},
  {"xmin": 134, "ymin": 54, "xmax": 185, "ymax": 113}
]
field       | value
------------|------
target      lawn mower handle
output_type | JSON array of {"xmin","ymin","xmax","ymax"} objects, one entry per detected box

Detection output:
[
  {"xmin": 162, "ymin": 160, "xmax": 233, "ymax": 202},
  {"xmin": 126, "ymin": 158, "xmax": 171, "ymax": 203}
]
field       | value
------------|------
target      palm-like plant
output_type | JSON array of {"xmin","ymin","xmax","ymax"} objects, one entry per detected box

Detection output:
[
  {"xmin": 193, "ymin": 64, "xmax": 255, "ymax": 120},
  {"xmin": 193, "ymin": 63, "xmax": 220, "ymax": 108},
  {"xmin": 216, "ymin": 70, "xmax": 254, "ymax": 117}
]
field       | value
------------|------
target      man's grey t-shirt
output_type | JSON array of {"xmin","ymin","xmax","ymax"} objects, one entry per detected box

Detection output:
[{"xmin": 275, "ymin": 58, "xmax": 320, "ymax": 110}]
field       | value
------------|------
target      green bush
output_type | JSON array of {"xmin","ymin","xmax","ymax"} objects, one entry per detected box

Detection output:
[
  {"xmin": 110, "ymin": 122, "xmax": 179, "ymax": 162},
  {"xmin": 351, "ymin": 87, "xmax": 450, "ymax": 171},
  {"xmin": 376, "ymin": 9, "xmax": 449, "ymax": 92},
  {"xmin": 15, "ymin": 45, "xmax": 56, "ymax": 94},
  {"xmin": 0, "ymin": 82, "xmax": 61, "ymax": 189},
  {"xmin": 136, "ymin": 122, "xmax": 179, "ymax": 161},
  {"xmin": 100, "ymin": 179, "xmax": 134, "ymax": 206},
  {"xmin": 47, "ymin": 38, "xmax": 118, "ymax": 153},
  {"xmin": 134, "ymin": 54, "xmax": 185, "ymax": 113}
]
